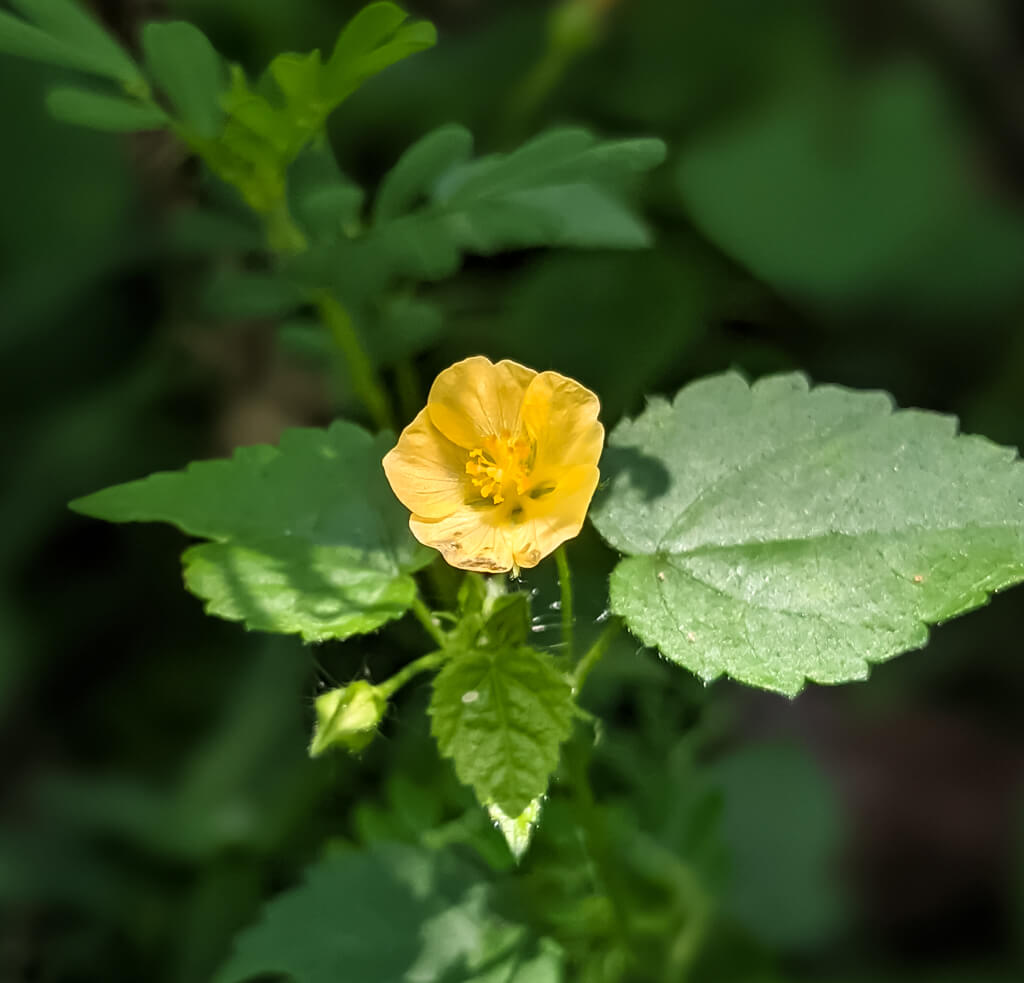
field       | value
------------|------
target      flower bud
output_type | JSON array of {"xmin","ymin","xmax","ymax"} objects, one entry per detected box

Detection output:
[{"xmin": 309, "ymin": 681, "xmax": 387, "ymax": 756}]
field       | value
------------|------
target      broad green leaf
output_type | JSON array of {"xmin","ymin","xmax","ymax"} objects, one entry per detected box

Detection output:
[
  {"xmin": 182, "ymin": 539, "xmax": 419, "ymax": 642},
  {"xmin": 142, "ymin": 21, "xmax": 225, "ymax": 138},
  {"xmin": 374, "ymin": 123, "xmax": 473, "ymax": 223},
  {"xmin": 591, "ymin": 371, "xmax": 1024, "ymax": 696},
  {"xmin": 430, "ymin": 646, "xmax": 574, "ymax": 817},
  {"xmin": 710, "ymin": 743, "xmax": 846, "ymax": 950},
  {"xmin": 45, "ymin": 86, "xmax": 168, "ymax": 131},
  {"xmin": 676, "ymin": 62, "xmax": 1024, "ymax": 314},
  {"xmin": 9, "ymin": 0, "xmax": 141, "ymax": 83},
  {"xmin": 213, "ymin": 843, "xmax": 564, "ymax": 983},
  {"xmin": 324, "ymin": 1, "xmax": 437, "ymax": 103},
  {"xmin": 70, "ymin": 422, "xmax": 432, "ymax": 641}
]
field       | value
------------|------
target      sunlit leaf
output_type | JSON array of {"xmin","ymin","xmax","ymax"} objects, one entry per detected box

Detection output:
[
  {"xmin": 592, "ymin": 371, "xmax": 1024, "ymax": 695},
  {"xmin": 430, "ymin": 646, "xmax": 574, "ymax": 818},
  {"xmin": 71, "ymin": 423, "xmax": 433, "ymax": 640}
]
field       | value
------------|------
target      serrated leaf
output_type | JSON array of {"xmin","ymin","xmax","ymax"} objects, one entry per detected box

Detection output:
[
  {"xmin": 70, "ymin": 423, "xmax": 432, "ymax": 640},
  {"xmin": 591, "ymin": 371, "xmax": 1024, "ymax": 696},
  {"xmin": 10, "ymin": 0, "xmax": 141, "ymax": 83},
  {"xmin": 373, "ymin": 123, "xmax": 473, "ymax": 224},
  {"xmin": 183, "ymin": 539, "xmax": 419, "ymax": 642},
  {"xmin": 142, "ymin": 21, "xmax": 225, "ymax": 138},
  {"xmin": 213, "ymin": 843, "xmax": 564, "ymax": 983},
  {"xmin": 46, "ymin": 86, "xmax": 168, "ymax": 131},
  {"xmin": 430, "ymin": 646, "xmax": 574, "ymax": 817}
]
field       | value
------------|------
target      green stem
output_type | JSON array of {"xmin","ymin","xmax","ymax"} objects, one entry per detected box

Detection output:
[
  {"xmin": 410, "ymin": 596, "xmax": 446, "ymax": 648},
  {"xmin": 314, "ymin": 290, "xmax": 396, "ymax": 432},
  {"xmin": 554, "ymin": 545, "xmax": 574, "ymax": 659},
  {"xmin": 572, "ymin": 617, "xmax": 621, "ymax": 693},
  {"xmin": 265, "ymin": 198, "xmax": 309, "ymax": 253},
  {"xmin": 377, "ymin": 649, "xmax": 447, "ymax": 699}
]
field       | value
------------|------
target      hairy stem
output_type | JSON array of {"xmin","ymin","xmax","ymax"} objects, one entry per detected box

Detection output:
[
  {"xmin": 377, "ymin": 649, "xmax": 447, "ymax": 699},
  {"xmin": 410, "ymin": 596, "xmax": 447, "ymax": 648},
  {"xmin": 573, "ymin": 617, "xmax": 621, "ymax": 693},
  {"xmin": 314, "ymin": 290, "xmax": 396, "ymax": 432},
  {"xmin": 554, "ymin": 545, "xmax": 575, "ymax": 658}
]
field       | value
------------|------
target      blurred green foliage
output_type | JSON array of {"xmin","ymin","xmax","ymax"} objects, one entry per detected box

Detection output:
[{"xmin": 2, "ymin": 0, "xmax": 1024, "ymax": 982}]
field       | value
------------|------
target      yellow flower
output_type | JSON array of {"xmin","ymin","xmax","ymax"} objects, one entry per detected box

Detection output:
[{"xmin": 383, "ymin": 356, "xmax": 604, "ymax": 574}]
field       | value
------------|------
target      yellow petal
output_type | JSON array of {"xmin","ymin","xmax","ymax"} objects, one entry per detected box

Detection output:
[
  {"xmin": 382, "ymin": 409, "xmax": 469, "ymax": 519},
  {"xmin": 520, "ymin": 370, "xmax": 604, "ymax": 479},
  {"xmin": 428, "ymin": 356, "xmax": 536, "ymax": 449},
  {"xmin": 508, "ymin": 464, "xmax": 601, "ymax": 569},
  {"xmin": 409, "ymin": 508, "xmax": 516, "ymax": 573}
]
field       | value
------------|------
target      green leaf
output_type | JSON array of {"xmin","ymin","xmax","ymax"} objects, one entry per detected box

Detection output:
[
  {"xmin": 45, "ymin": 86, "xmax": 168, "ymax": 131},
  {"xmin": 70, "ymin": 422, "xmax": 432, "ymax": 641},
  {"xmin": 373, "ymin": 123, "xmax": 473, "ymax": 224},
  {"xmin": 710, "ymin": 743, "xmax": 846, "ymax": 949},
  {"xmin": 591, "ymin": 371, "xmax": 1024, "ymax": 696},
  {"xmin": 487, "ymin": 798, "xmax": 542, "ymax": 862},
  {"xmin": 182, "ymin": 539, "xmax": 420, "ymax": 642},
  {"xmin": 200, "ymin": 269, "xmax": 306, "ymax": 318},
  {"xmin": 142, "ymin": 21, "xmax": 225, "ymax": 139},
  {"xmin": 675, "ymin": 62, "xmax": 1024, "ymax": 314},
  {"xmin": 213, "ymin": 843, "xmax": 564, "ymax": 983},
  {"xmin": 0, "ymin": 11, "xmax": 101, "ymax": 75},
  {"xmin": 430, "ymin": 646, "xmax": 574, "ymax": 817},
  {"xmin": 324, "ymin": 1, "xmax": 437, "ymax": 103},
  {"xmin": 324, "ymin": 127, "xmax": 665, "ymax": 296},
  {"xmin": 9, "ymin": 0, "xmax": 141, "ymax": 83}
]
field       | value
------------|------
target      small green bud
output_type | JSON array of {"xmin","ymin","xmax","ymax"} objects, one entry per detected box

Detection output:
[{"xmin": 309, "ymin": 680, "xmax": 387, "ymax": 756}]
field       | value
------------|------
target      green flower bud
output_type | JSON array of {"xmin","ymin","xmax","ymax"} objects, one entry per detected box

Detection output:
[{"xmin": 309, "ymin": 680, "xmax": 387, "ymax": 756}]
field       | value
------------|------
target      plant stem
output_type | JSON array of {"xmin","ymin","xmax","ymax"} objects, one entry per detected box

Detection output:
[
  {"xmin": 377, "ymin": 649, "xmax": 447, "ymax": 699},
  {"xmin": 314, "ymin": 290, "xmax": 396, "ymax": 432},
  {"xmin": 554, "ymin": 545, "xmax": 574, "ymax": 658},
  {"xmin": 410, "ymin": 596, "xmax": 446, "ymax": 648},
  {"xmin": 572, "ymin": 617, "xmax": 621, "ymax": 693}
]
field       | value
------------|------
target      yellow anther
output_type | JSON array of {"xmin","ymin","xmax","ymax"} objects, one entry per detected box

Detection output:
[{"xmin": 466, "ymin": 433, "xmax": 533, "ymax": 505}]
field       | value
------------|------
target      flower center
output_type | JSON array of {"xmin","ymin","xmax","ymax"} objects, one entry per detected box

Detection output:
[{"xmin": 465, "ymin": 433, "xmax": 533, "ymax": 506}]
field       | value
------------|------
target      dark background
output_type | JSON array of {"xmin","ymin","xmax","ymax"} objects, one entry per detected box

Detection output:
[{"xmin": 2, "ymin": 1, "xmax": 1023, "ymax": 980}]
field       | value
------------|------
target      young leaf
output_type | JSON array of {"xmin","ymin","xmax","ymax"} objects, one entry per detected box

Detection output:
[
  {"xmin": 142, "ymin": 21, "xmax": 225, "ymax": 138},
  {"xmin": 324, "ymin": 1, "xmax": 437, "ymax": 103},
  {"xmin": 46, "ymin": 87, "xmax": 168, "ymax": 132},
  {"xmin": 591, "ymin": 372, "xmax": 1024, "ymax": 696},
  {"xmin": 70, "ymin": 423, "xmax": 433, "ymax": 641},
  {"xmin": 213, "ymin": 843, "xmax": 564, "ymax": 983},
  {"xmin": 429, "ymin": 646, "xmax": 574, "ymax": 817},
  {"xmin": 9, "ymin": 0, "xmax": 141, "ymax": 83}
]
